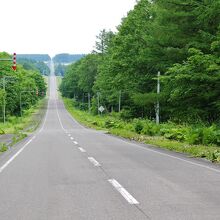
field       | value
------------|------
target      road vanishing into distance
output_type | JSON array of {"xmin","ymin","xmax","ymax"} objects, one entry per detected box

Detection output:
[{"xmin": 1, "ymin": 63, "xmax": 220, "ymax": 220}]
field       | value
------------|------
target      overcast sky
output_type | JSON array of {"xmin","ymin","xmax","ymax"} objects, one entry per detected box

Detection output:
[{"xmin": 1, "ymin": 0, "xmax": 136, "ymax": 56}]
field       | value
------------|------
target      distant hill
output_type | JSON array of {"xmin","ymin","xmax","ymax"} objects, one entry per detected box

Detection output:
[
  {"xmin": 17, "ymin": 54, "xmax": 51, "ymax": 62},
  {"xmin": 17, "ymin": 58, "xmax": 50, "ymax": 75},
  {"xmin": 53, "ymin": 53, "xmax": 84, "ymax": 63}
]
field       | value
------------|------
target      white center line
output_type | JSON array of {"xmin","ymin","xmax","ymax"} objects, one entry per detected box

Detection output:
[
  {"xmin": 70, "ymin": 137, "xmax": 74, "ymax": 140},
  {"xmin": 73, "ymin": 141, "xmax": 78, "ymax": 145},
  {"xmin": 78, "ymin": 147, "xmax": 86, "ymax": 153},
  {"xmin": 88, "ymin": 157, "xmax": 101, "ymax": 167},
  {"xmin": 68, "ymin": 134, "xmax": 71, "ymax": 137},
  {"xmin": 108, "ymin": 179, "xmax": 139, "ymax": 205}
]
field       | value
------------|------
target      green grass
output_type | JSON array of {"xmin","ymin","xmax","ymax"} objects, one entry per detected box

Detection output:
[
  {"xmin": 63, "ymin": 97, "xmax": 220, "ymax": 163},
  {"xmin": 0, "ymin": 98, "xmax": 47, "ymax": 134},
  {"xmin": 0, "ymin": 143, "xmax": 8, "ymax": 153},
  {"xmin": 0, "ymin": 98, "xmax": 47, "ymax": 154}
]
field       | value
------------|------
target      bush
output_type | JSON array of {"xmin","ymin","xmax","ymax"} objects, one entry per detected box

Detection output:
[
  {"xmin": 0, "ymin": 128, "xmax": 5, "ymax": 135},
  {"xmin": 202, "ymin": 126, "xmax": 217, "ymax": 145},
  {"xmin": 104, "ymin": 119, "xmax": 123, "ymax": 129},
  {"xmin": 209, "ymin": 150, "xmax": 220, "ymax": 162},
  {"xmin": 119, "ymin": 109, "xmax": 133, "ymax": 121},
  {"xmin": 184, "ymin": 127, "xmax": 203, "ymax": 145},
  {"xmin": 142, "ymin": 121, "xmax": 160, "ymax": 136},
  {"xmin": 8, "ymin": 116, "xmax": 18, "ymax": 125},
  {"xmin": 163, "ymin": 128, "xmax": 186, "ymax": 141},
  {"xmin": 105, "ymin": 120, "xmax": 116, "ymax": 128},
  {"xmin": 0, "ymin": 143, "xmax": 8, "ymax": 152},
  {"xmin": 134, "ymin": 120, "xmax": 144, "ymax": 134}
]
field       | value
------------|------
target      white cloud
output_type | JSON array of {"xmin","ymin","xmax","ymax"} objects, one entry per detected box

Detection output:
[{"xmin": 1, "ymin": 0, "xmax": 136, "ymax": 56}]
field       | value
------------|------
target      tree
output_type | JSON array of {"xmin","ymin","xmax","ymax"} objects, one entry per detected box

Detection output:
[
  {"xmin": 93, "ymin": 29, "xmax": 114, "ymax": 55},
  {"xmin": 0, "ymin": 52, "xmax": 46, "ymax": 119},
  {"xmin": 162, "ymin": 48, "xmax": 220, "ymax": 123}
]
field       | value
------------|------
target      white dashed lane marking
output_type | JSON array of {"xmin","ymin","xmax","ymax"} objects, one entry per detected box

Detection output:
[
  {"xmin": 88, "ymin": 157, "xmax": 101, "ymax": 167},
  {"xmin": 78, "ymin": 147, "xmax": 86, "ymax": 153},
  {"xmin": 108, "ymin": 179, "xmax": 139, "ymax": 205}
]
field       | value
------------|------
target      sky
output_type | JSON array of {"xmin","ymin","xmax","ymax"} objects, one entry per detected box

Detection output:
[{"xmin": 1, "ymin": 0, "xmax": 136, "ymax": 56}]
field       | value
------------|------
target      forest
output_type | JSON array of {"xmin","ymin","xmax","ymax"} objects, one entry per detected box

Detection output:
[
  {"xmin": 60, "ymin": 0, "xmax": 220, "ymax": 125},
  {"xmin": 0, "ymin": 52, "xmax": 47, "ymax": 121},
  {"xmin": 17, "ymin": 58, "xmax": 50, "ymax": 76},
  {"xmin": 53, "ymin": 54, "xmax": 84, "ymax": 63},
  {"xmin": 17, "ymin": 54, "xmax": 51, "ymax": 62}
]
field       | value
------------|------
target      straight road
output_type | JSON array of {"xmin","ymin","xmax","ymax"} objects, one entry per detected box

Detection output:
[{"xmin": 0, "ymin": 63, "xmax": 220, "ymax": 219}]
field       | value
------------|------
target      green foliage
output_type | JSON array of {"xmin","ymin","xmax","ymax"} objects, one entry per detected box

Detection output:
[
  {"xmin": 134, "ymin": 120, "xmax": 144, "ymax": 134},
  {"xmin": 60, "ymin": 0, "xmax": 220, "ymax": 125},
  {"xmin": 0, "ymin": 143, "xmax": 8, "ymax": 152},
  {"xmin": 54, "ymin": 63, "xmax": 66, "ymax": 76},
  {"xmin": 0, "ymin": 52, "xmax": 47, "ymax": 121},
  {"xmin": 0, "ymin": 127, "xmax": 5, "ymax": 134},
  {"xmin": 63, "ymin": 97, "xmax": 220, "ymax": 163},
  {"xmin": 53, "ymin": 54, "xmax": 84, "ymax": 63},
  {"xmin": 119, "ymin": 109, "xmax": 133, "ymax": 121},
  {"xmin": 163, "ymin": 48, "xmax": 220, "ymax": 122},
  {"xmin": 17, "ymin": 54, "xmax": 50, "ymax": 62},
  {"xmin": 93, "ymin": 29, "xmax": 114, "ymax": 55},
  {"xmin": 0, "ymin": 98, "xmax": 46, "ymax": 134},
  {"xmin": 60, "ymin": 53, "xmax": 101, "ymax": 102},
  {"xmin": 17, "ymin": 58, "xmax": 50, "ymax": 75}
]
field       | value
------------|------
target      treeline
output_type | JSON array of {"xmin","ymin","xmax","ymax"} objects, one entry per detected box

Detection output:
[
  {"xmin": 60, "ymin": 0, "xmax": 220, "ymax": 124},
  {"xmin": 53, "ymin": 54, "xmax": 85, "ymax": 76},
  {"xmin": 17, "ymin": 58, "xmax": 50, "ymax": 76},
  {"xmin": 17, "ymin": 54, "xmax": 51, "ymax": 62},
  {"xmin": 0, "ymin": 52, "xmax": 47, "ymax": 120},
  {"xmin": 53, "ymin": 54, "xmax": 84, "ymax": 63},
  {"xmin": 54, "ymin": 63, "xmax": 67, "ymax": 76}
]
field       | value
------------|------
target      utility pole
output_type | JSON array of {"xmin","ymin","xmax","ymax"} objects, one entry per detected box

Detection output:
[
  {"xmin": 156, "ymin": 71, "xmax": 160, "ymax": 125},
  {"xmin": 119, "ymin": 90, "xmax": 122, "ymax": 112},
  {"xmin": 2, "ymin": 76, "xmax": 5, "ymax": 124},
  {"xmin": 97, "ymin": 92, "xmax": 100, "ymax": 115},
  {"xmin": 1, "ymin": 76, "xmax": 16, "ymax": 123},
  {"xmin": 19, "ymin": 91, "xmax": 22, "ymax": 117},
  {"xmin": 88, "ymin": 93, "xmax": 91, "ymax": 113}
]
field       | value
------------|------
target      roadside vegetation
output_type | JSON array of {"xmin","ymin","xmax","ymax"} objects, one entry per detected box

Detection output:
[
  {"xmin": 0, "ymin": 52, "xmax": 47, "ymax": 120},
  {"xmin": 59, "ymin": 0, "xmax": 220, "ymax": 162},
  {"xmin": 0, "ymin": 98, "xmax": 47, "ymax": 153},
  {"xmin": 63, "ymin": 98, "xmax": 220, "ymax": 163},
  {"xmin": 0, "ymin": 52, "xmax": 47, "ymax": 152}
]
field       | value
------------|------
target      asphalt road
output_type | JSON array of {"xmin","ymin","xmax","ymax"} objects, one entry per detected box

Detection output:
[{"xmin": 1, "ymin": 64, "xmax": 220, "ymax": 220}]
